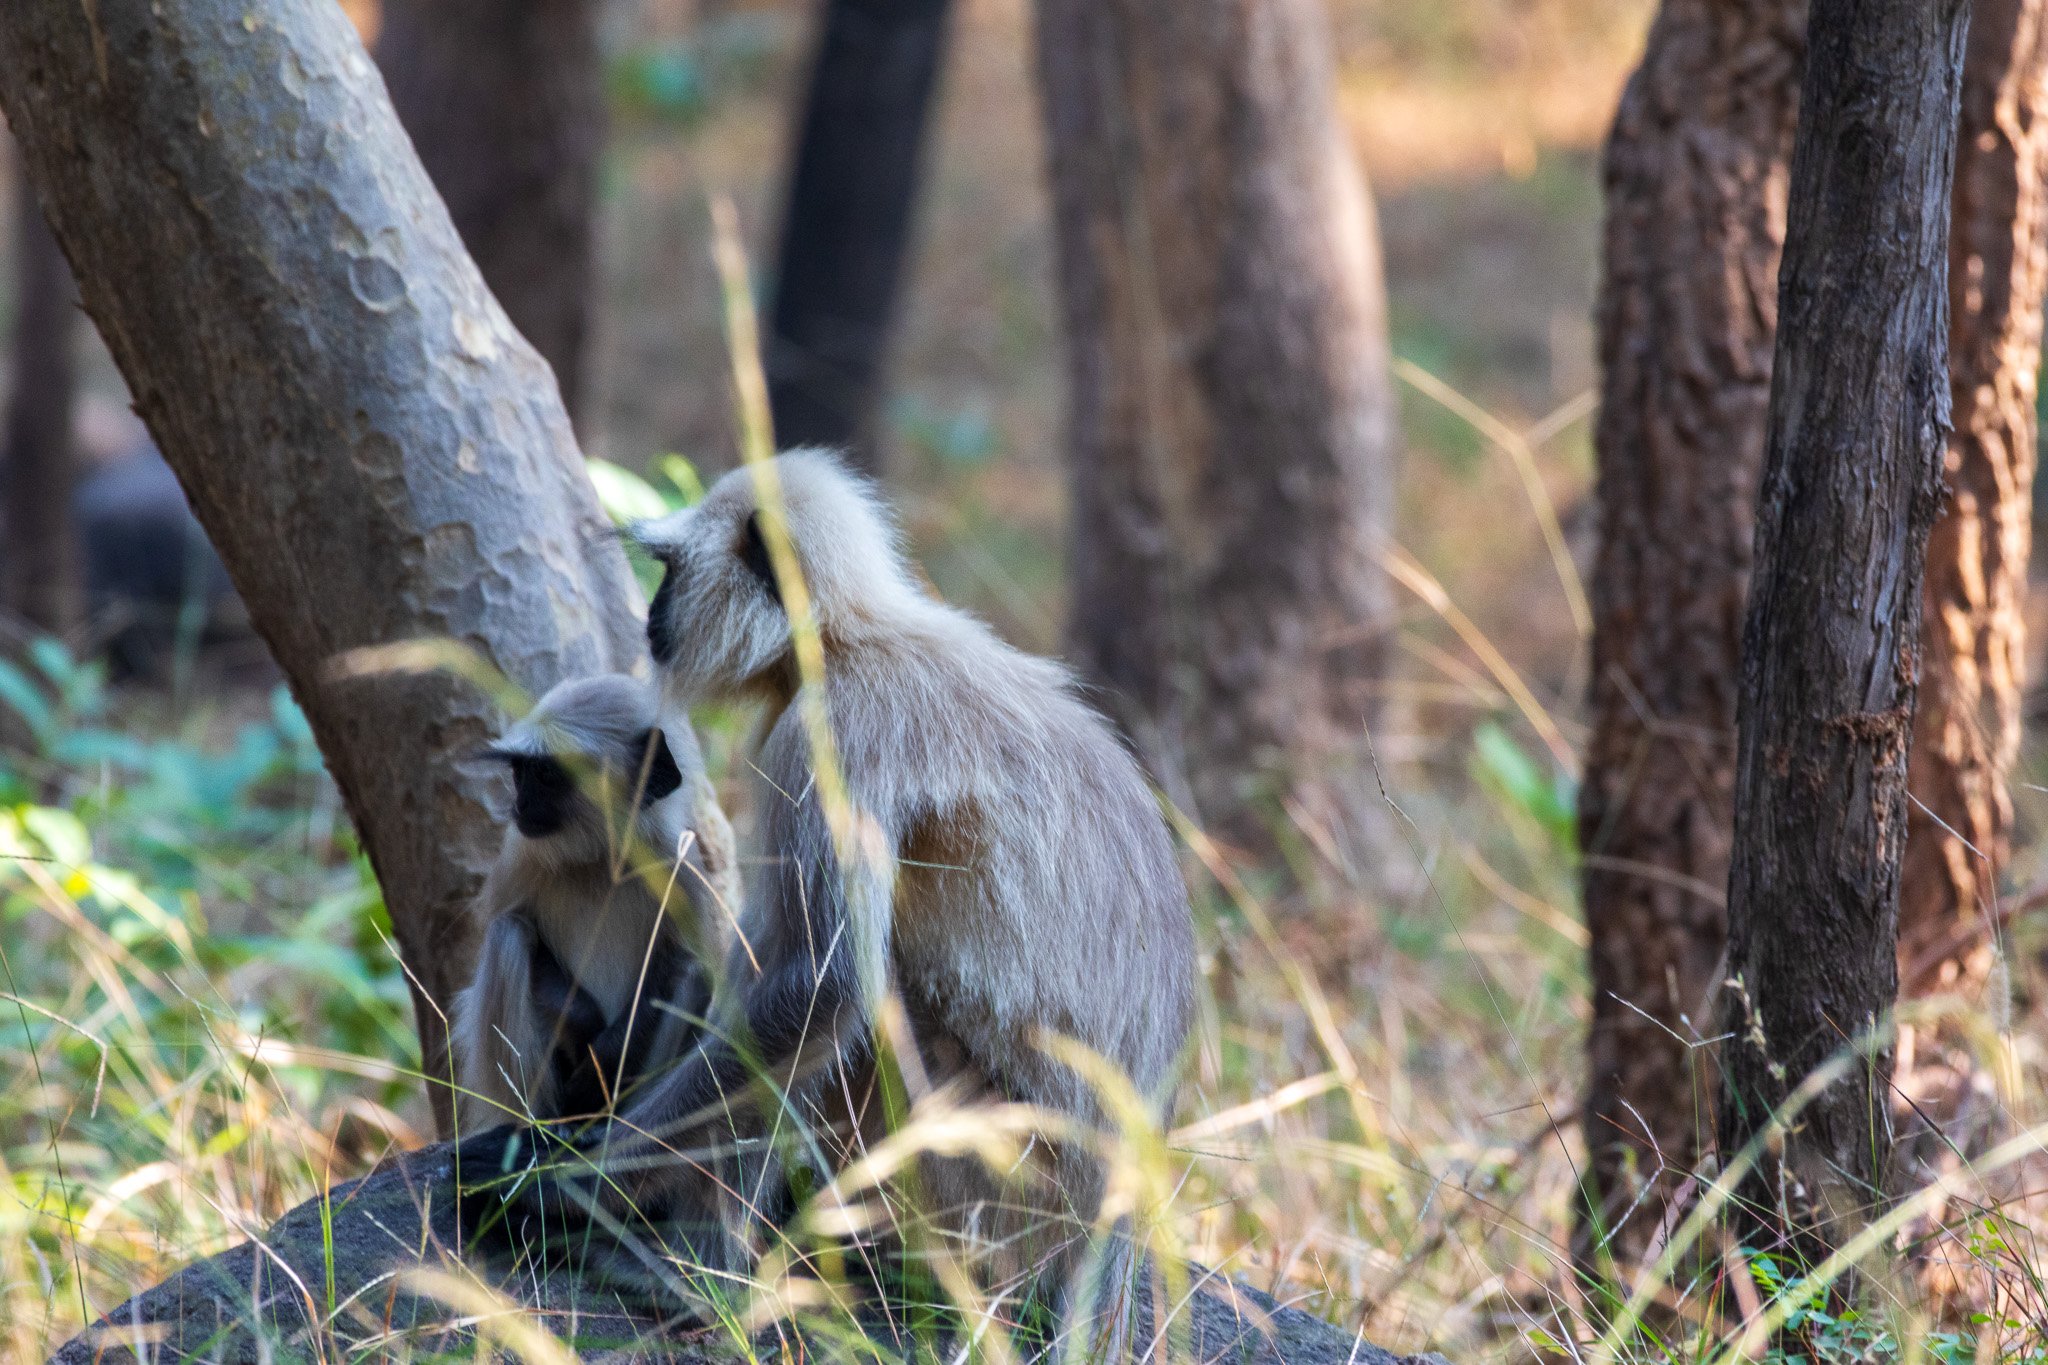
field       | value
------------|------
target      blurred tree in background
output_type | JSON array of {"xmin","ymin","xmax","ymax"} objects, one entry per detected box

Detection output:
[
  {"xmin": 376, "ymin": 0, "xmax": 607, "ymax": 427},
  {"xmin": 1899, "ymin": 0, "xmax": 2048, "ymax": 1124},
  {"xmin": 1035, "ymin": 0, "xmax": 1397, "ymax": 868},
  {"xmin": 767, "ymin": 0, "xmax": 952, "ymax": 472},
  {"xmin": 0, "ymin": 178, "xmax": 78, "ymax": 635}
]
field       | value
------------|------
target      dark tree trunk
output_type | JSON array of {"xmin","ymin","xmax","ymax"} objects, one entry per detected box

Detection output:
[
  {"xmin": 1035, "ymin": 0, "xmax": 1396, "ymax": 860},
  {"xmin": 375, "ymin": 0, "xmax": 604, "ymax": 428},
  {"xmin": 1, "ymin": 177, "xmax": 79, "ymax": 634},
  {"xmin": 767, "ymin": 0, "xmax": 952, "ymax": 470},
  {"xmin": 1720, "ymin": 0, "xmax": 1966, "ymax": 1256},
  {"xmin": 1575, "ymin": 0, "xmax": 1805, "ymax": 1271},
  {"xmin": 1901, "ymin": 0, "xmax": 2048, "ymax": 1009},
  {"xmin": 0, "ymin": 0, "xmax": 731, "ymax": 1137}
]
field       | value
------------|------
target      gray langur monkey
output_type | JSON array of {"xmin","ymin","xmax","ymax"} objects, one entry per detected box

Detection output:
[
  {"xmin": 509, "ymin": 450, "xmax": 1197, "ymax": 1346},
  {"xmin": 451, "ymin": 674, "xmax": 735, "ymax": 1134}
]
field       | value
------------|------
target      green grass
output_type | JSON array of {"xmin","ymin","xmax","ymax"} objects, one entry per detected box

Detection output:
[
  {"xmin": 8, "ymin": 369, "xmax": 2048, "ymax": 1360},
  {"xmin": 0, "ymin": 643, "xmax": 419, "ymax": 1358},
  {"xmin": 6, "ymin": 584, "xmax": 2045, "ymax": 1362}
]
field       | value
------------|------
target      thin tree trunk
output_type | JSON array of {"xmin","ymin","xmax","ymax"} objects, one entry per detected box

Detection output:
[
  {"xmin": 767, "ymin": 0, "xmax": 952, "ymax": 470},
  {"xmin": 1900, "ymin": 0, "xmax": 2048, "ymax": 1011},
  {"xmin": 1035, "ymin": 0, "xmax": 1396, "ymax": 859},
  {"xmin": 1575, "ymin": 0, "xmax": 1804, "ymax": 1271},
  {"xmin": 1720, "ymin": 0, "xmax": 1965, "ymax": 1256},
  {"xmin": 376, "ymin": 0, "xmax": 605, "ymax": 428},
  {"xmin": 1, "ymin": 177, "xmax": 79, "ymax": 634},
  {"xmin": 0, "ymin": 0, "xmax": 730, "ymax": 1137}
]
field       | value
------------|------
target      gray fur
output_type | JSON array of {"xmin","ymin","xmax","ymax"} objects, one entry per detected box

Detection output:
[
  {"xmin": 450, "ymin": 674, "xmax": 730, "ymax": 1133},
  {"xmin": 621, "ymin": 451, "xmax": 1198, "ymax": 1344}
]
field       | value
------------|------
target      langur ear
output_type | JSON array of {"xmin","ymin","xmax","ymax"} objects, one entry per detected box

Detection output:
[{"xmin": 639, "ymin": 728, "xmax": 684, "ymax": 804}]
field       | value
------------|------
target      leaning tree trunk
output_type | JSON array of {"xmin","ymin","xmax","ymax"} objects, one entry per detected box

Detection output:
[
  {"xmin": 1035, "ymin": 0, "xmax": 1396, "ymax": 860},
  {"xmin": 767, "ymin": 0, "xmax": 953, "ymax": 470},
  {"xmin": 1720, "ymin": 0, "xmax": 1966, "ymax": 1258},
  {"xmin": 0, "ymin": 0, "xmax": 731, "ymax": 1138},
  {"xmin": 1900, "ymin": 0, "xmax": 2048, "ymax": 1016},
  {"xmin": 1575, "ymin": 0, "xmax": 1804, "ymax": 1273},
  {"xmin": 376, "ymin": 0, "xmax": 605, "ymax": 428},
  {"xmin": 1, "ymin": 173, "xmax": 79, "ymax": 634}
]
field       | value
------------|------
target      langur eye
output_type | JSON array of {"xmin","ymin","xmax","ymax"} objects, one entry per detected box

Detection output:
[{"xmin": 738, "ymin": 512, "xmax": 782, "ymax": 607}]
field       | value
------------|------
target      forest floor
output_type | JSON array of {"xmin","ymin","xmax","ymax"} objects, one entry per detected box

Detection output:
[{"xmin": 8, "ymin": 0, "xmax": 2048, "ymax": 1360}]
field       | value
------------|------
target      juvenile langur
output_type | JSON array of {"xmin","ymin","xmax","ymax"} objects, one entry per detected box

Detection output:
[
  {"xmin": 513, "ymin": 451, "xmax": 1197, "ymax": 1342},
  {"xmin": 451, "ymin": 674, "xmax": 732, "ymax": 1134}
]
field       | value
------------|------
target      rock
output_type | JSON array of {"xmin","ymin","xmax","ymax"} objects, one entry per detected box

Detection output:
[{"xmin": 51, "ymin": 1144, "xmax": 1445, "ymax": 1364}]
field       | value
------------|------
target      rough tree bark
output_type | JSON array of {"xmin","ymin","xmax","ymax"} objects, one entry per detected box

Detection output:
[
  {"xmin": 1720, "ymin": 0, "xmax": 1966, "ymax": 1255},
  {"xmin": 1034, "ymin": 0, "xmax": 1396, "ymax": 858},
  {"xmin": 376, "ymin": 0, "xmax": 605, "ymax": 427},
  {"xmin": 767, "ymin": 0, "xmax": 952, "ymax": 470},
  {"xmin": 1575, "ymin": 0, "xmax": 1805, "ymax": 1271},
  {"xmin": 1, "ymin": 174, "xmax": 79, "ymax": 633},
  {"xmin": 0, "ymin": 0, "xmax": 731, "ymax": 1137},
  {"xmin": 1900, "ymin": 0, "xmax": 2048, "ymax": 1015}
]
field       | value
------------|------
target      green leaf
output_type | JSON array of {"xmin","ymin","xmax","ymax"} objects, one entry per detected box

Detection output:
[
  {"xmin": 654, "ymin": 454, "xmax": 705, "ymax": 505},
  {"xmin": 27, "ymin": 636, "xmax": 74, "ymax": 687},
  {"xmin": 0, "ymin": 659, "xmax": 55, "ymax": 743},
  {"xmin": 587, "ymin": 457, "xmax": 674, "ymax": 525},
  {"xmin": 19, "ymin": 806, "xmax": 90, "ymax": 866},
  {"xmin": 52, "ymin": 728, "xmax": 153, "ymax": 771},
  {"xmin": 1471, "ymin": 720, "xmax": 1575, "ymax": 849},
  {"xmin": 609, "ymin": 40, "xmax": 709, "ymax": 122}
]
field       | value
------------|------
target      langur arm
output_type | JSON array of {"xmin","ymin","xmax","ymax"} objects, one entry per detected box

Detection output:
[
  {"xmin": 527, "ymin": 931, "xmax": 609, "ymax": 1052},
  {"xmin": 633, "ymin": 715, "xmax": 893, "ymax": 1123},
  {"xmin": 622, "ymin": 844, "xmax": 886, "ymax": 1140},
  {"xmin": 475, "ymin": 928, "xmax": 867, "ymax": 1238},
  {"xmin": 565, "ymin": 769, "xmax": 894, "ymax": 1209},
  {"xmin": 457, "ymin": 911, "xmax": 601, "ymax": 1130},
  {"xmin": 556, "ymin": 936, "xmax": 686, "ymax": 1114}
]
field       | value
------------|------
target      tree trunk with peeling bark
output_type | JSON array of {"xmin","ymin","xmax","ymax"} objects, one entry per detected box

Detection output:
[
  {"xmin": 0, "ymin": 0, "xmax": 732, "ymax": 1137},
  {"xmin": 1034, "ymin": 0, "xmax": 1396, "ymax": 860},
  {"xmin": 1719, "ymin": 0, "xmax": 1965, "ymax": 1256},
  {"xmin": 1, "ymin": 175, "xmax": 79, "ymax": 634},
  {"xmin": 1575, "ymin": 0, "xmax": 1804, "ymax": 1272},
  {"xmin": 1900, "ymin": 0, "xmax": 2048, "ymax": 1013},
  {"xmin": 767, "ymin": 0, "xmax": 952, "ymax": 471},
  {"xmin": 376, "ymin": 0, "xmax": 605, "ymax": 428}
]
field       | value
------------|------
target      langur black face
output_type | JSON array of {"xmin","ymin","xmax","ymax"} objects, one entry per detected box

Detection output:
[
  {"xmin": 494, "ymin": 728, "xmax": 685, "ymax": 843},
  {"xmin": 636, "ymin": 493, "xmax": 791, "ymax": 700},
  {"xmin": 507, "ymin": 753, "xmax": 576, "ymax": 838},
  {"xmin": 642, "ymin": 508, "xmax": 780, "ymax": 668}
]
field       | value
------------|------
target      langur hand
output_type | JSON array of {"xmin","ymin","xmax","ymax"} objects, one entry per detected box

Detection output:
[
  {"xmin": 491, "ymin": 1115, "xmax": 673, "ymax": 1242},
  {"xmin": 552, "ymin": 1030, "xmax": 629, "ymax": 1121},
  {"xmin": 453, "ymin": 1117, "xmax": 629, "ymax": 1253}
]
